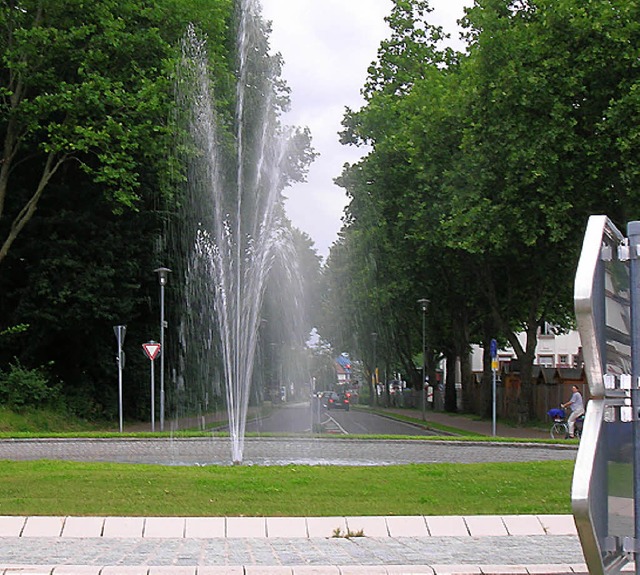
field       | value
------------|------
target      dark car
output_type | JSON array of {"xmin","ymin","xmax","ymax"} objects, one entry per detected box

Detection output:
[
  {"xmin": 327, "ymin": 392, "xmax": 350, "ymax": 411},
  {"xmin": 318, "ymin": 391, "xmax": 333, "ymax": 408}
]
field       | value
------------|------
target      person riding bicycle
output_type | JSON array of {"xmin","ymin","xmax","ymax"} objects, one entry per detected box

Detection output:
[{"xmin": 561, "ymin": 385, "xmax": 584, "ymax": 439}]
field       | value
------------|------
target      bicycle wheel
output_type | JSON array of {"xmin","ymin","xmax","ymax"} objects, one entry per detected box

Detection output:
[{"xmin": 550, "ymin": 422, "xmax": 567, "ymax": 439}]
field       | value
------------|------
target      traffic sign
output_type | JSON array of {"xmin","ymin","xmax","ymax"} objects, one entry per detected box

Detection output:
[{"xmin": 142, "ymin": 342, "xmax": 161, "ymax": 361}]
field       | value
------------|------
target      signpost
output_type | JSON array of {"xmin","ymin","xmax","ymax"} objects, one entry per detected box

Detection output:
[
  {"xmin": 142, "ymin": 341, "xmax": 161, "ymax": 432},
  {"xmin": 490, "ymin": 339, "xmax": 498, "ymax": 437},
  {"xmin": 113, "ymin": 325, "xmax": 126, "ymax": 433}
]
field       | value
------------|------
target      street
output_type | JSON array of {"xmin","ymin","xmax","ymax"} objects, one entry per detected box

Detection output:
[
  {"xmin": 244, "ymin": 401, "xmax": 438, "ymax": 436},
  {"xmin": 0, "ymin": 402, "xmax": 578, "ymax": 466}
]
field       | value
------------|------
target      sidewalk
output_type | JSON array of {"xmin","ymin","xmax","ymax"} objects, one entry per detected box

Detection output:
[
  {"xmin": 0, "ymin": 514, "xmax": 605, "ymax": 574},
  {"xmin": 375, "ymin": 407, "xmax": 551, "ymax": 440}
]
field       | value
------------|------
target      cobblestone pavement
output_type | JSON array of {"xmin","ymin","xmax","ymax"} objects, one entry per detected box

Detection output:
[
  {"xmin": 0, "ymin": 437, "xmax": 577, "ymax": 466},
  {"xmin": 0, "ymin": 534, "xmax": 585, "ymax": 569},
  {"xmin": 0, "ymin": 515, "xmax": 593, "ymax": 574}
]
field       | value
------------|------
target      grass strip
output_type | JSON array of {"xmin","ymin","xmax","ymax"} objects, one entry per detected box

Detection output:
[{"xmin": 0, "ymin": 459, "xmax": 573, "ymax": 517}]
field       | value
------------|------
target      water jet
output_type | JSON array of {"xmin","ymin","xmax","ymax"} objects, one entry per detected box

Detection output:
[{"xmin": 165, "ymin": 0, "xmax": 310, "ymax": 465}]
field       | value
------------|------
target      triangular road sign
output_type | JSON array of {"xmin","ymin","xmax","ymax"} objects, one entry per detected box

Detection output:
[{"xmin": 142, "ymin": 342, "xmax": 161, "ymax": 361}]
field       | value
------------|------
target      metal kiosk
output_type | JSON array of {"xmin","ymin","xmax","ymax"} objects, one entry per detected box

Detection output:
[{"xmin": 573, "ymin": 215, "xmax": 636, "ymax": 575}]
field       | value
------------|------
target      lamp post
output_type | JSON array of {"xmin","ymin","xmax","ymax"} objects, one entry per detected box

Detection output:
[
  {"xmin": 418, "ymin": 298, "xmax": 430, "ymax": 421},
  {"xmin": 371, "ymin": 332, "xmax": 378, "ymax": 406},
  {"xmin": 154, "ymin": 267, "xmax": 171, "ymax": 431}
]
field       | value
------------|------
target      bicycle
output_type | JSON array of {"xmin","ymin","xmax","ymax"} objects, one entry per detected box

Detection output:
[{"xmin": 547, "ymin": 408, "xmax": 583, "ymax": 439}]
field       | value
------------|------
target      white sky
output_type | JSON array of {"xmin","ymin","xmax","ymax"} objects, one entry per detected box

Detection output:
[{"xmin": 260, "ymin": 0, "xmax": 472, "ymax": 260}]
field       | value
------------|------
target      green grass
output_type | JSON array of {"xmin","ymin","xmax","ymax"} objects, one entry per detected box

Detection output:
[
  {"xmin": 0, "ymin": 406, "xmax": 106, "ymax": 433},
  {"xmin": 0, "ymin": 459, "xmax": 574, "ymax": 517}
]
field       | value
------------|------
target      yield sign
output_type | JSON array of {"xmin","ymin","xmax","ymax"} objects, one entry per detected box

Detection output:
[{"xmin": 142, "ymin": 342, "xmax": 161, "ymax": 361}]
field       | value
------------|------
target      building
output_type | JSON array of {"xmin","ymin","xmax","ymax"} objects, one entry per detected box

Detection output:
[{"xmin": 471, "ymin": 325, "xmax": 582, "ymax": 373}]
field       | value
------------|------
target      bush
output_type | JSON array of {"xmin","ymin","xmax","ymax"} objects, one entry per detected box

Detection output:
[{"xmin": 0, "ymin": 361, "xmax": 60, "ymax": 411}]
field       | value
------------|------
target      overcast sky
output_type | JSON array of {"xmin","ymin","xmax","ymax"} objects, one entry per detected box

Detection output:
[{"xmin": 260, "ymin": 0, "xmax": 472, "ymax": 260}]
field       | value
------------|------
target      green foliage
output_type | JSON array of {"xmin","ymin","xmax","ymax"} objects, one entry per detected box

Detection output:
[
  {"xmin": 0, "ymin": 361, "xmax": 59, "ymax": 411},
  {"xmin": 325, "ymin": 0, "xmax": 640, "ymax": 418},
  {"xmin": 0, "ymin": 0, "xmax": 239, "ymax": 419},
  {"xmin": 0, "ymin": 324, "xmax": 29, "ymax": 338}
]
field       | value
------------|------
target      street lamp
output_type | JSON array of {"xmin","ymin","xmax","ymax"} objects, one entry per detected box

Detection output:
[
  {"xmin": 371, "ymin": 332, "xmax": 378, "ymax": 406},
  {"xmin": 417, "ymin": 298, "xmax": 430, "ymax": 421},
  {"xmin": 154, "ymin": 267, "xmax": 171, "ymax": 431}
]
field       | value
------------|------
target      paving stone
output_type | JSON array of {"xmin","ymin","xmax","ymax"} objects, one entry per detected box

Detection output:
[
  {"xmin": 393, "ymin": 568, "xmax": 435, "ymax": 575},
  {"xmin": 478, "ymin": 566, "xmax": 528, "ymax": 574},
  {"xmin": 143, "ymin": 517, "xmax": 185, "ymax": 538},
  {"xmin": 100, "ymin": 568, "xmax": 148, "ymax": 575},
  {"xmin": 0, "ymin": 517, "xmax": 27, "ymax": 537},
  {"xmin": 226, "ymin": 517, "xmax": 267, "ymax": 538},
  {"xmin": 537, "ymin": 516, "xmax": 577, "ymax": 536},
  {"xmin": 185, "ymin": 517, "xmax": 225, "ymax": 538},
  {"xmin": 306, "ymin": 517, "xmax": 347, "ymax": 538},
  {"xmin": 52, "ymin": 567, "xmax": 102, "ymax": 575},
  {"xmin": 196, "ymin": 568, "xmax": 245, "ymax": 574},
  {"xmin": 345, "ymin": 516, "xmax": 389, "ymax": 537},
  {"xmin": 21, "ymin": 517, "xmax": 65, "ymax": 538},
  {"xmin": 525, "ymin": 566, "xmax": 574, "ymax": 574},
  {"xmin": 464, "ymin": 516, "xmax": 508, "ymax": 537},
  {"xmin": 385, "ymin": 567, "xmax": 435, "ymax": 574},
  {"xmin": 243, "ymin": 567, "xmax": 294, "ymax": 574},
  {"xmin": 102, "ymin": 517, "xmax": 144, "ymax": 538},
  {"xmin": 337, "ymin": 566, "xmax": 388, "ymax": 574},
  {"xmin": 147, "ymin": 568, "xmax": 195, "ymax": 574},
  {"xmin": 426, "ymin": 517, "xmax": 469, "ymax": 537},
  {"xmin": 385, "ymin": 516, "xmax": 429, "ymax": 538},
  {"xmin": 266, "ymin": 517, "xmax": 308, "ymax": 538},
  {"xmin": 61, "ymin": 517, "xmax": 104, "ymax": 538},
  {"xmin": 431, "ymin": 566, "xmax": 482, "ymax": 575},
  {"xmin": 501, "ymin": 516, "xmax": 545, "ymax": 537}
]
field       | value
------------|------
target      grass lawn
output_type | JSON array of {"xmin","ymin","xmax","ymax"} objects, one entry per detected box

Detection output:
[{"xmin": 0, "ymin": 459, "xmax": 574, "ymax": 517}]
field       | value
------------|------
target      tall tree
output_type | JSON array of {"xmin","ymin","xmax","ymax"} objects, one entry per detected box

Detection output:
[
  {"xmin": 331, "ymin": 0, "xmax": 640, "ymax": 421},
  {"xmin": 0, "ymin": 0, "xmax": 235, "ymax": 417},
  {"xmin": 0, "ymin": 0, "xmax": 184, "ymax": 266}
]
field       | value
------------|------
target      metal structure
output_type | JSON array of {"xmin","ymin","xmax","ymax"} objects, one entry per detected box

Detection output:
[
  {"xmin": 154, "ymin": 267, "xmax": 171, "ymax": 432},
  {"xmin": 418, "ymin": 298, "xmax": 429, "ymax": 421},
  {"xmin": 142, "ymin": 341, "xmax": 161, "ymax": 432},
  {"xmin": 113, "ymin": 325, "xmax": 126, "ymax": 433},
  {"xmin": 573, "ymin": 215, "xmax": 635, "ymax": 575},
  {"xmin": 490, "ymin": 338, "xmax": 498, "ymax": 436}
]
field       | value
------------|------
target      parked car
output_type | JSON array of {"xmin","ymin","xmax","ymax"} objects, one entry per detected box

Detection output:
[{"xmin": 327, "ymin": 392, "xmax": 350, "ymax": 411}]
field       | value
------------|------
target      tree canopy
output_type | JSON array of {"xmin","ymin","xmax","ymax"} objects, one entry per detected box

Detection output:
[
  {"xmin": 0, "ymin": 0, "xmax": 320, "ymax": 421},
  {"xmin": 322, "ymin": 0, "xmax": 640, "ymax": 418}
]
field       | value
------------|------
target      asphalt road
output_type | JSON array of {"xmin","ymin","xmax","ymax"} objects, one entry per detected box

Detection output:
[{"xmin": 245, "ymin": 402, "xmax": 438, "ymax": 436}]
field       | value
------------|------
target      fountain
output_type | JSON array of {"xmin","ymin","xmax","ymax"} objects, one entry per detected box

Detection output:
[{"xmin": 166, "ymin": 0, "xmax": 309, "ymax": 464}]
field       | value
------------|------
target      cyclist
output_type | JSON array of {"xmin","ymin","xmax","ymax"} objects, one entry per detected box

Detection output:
[{"xmin": 561, "ymin": 385, "xmax": 585, "ymax": 439}]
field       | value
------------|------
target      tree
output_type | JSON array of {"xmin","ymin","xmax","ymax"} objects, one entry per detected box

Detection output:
[
  {"xmin": 443, "ymin": 0, "xmax": 640, "ymax": 418},
  {"xmin": 0, "ymin": 0, "xmax": 182, "ymax": 266},
  {"xmin": 331, "ymin": 0, "xmax": 640, "ymax": 422},
  {"xmin": 0, "ymin": 0, "xmax": 235, "ymax": 417}
]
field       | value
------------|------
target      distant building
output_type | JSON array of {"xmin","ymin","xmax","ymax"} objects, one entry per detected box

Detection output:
[
  {"xmin": 335, "ymin": 353, "xmax": 352, "ymax": 385},
  {"xmin": 471, "ymin": 324, "xmax": 582, "ymax": 374}
]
